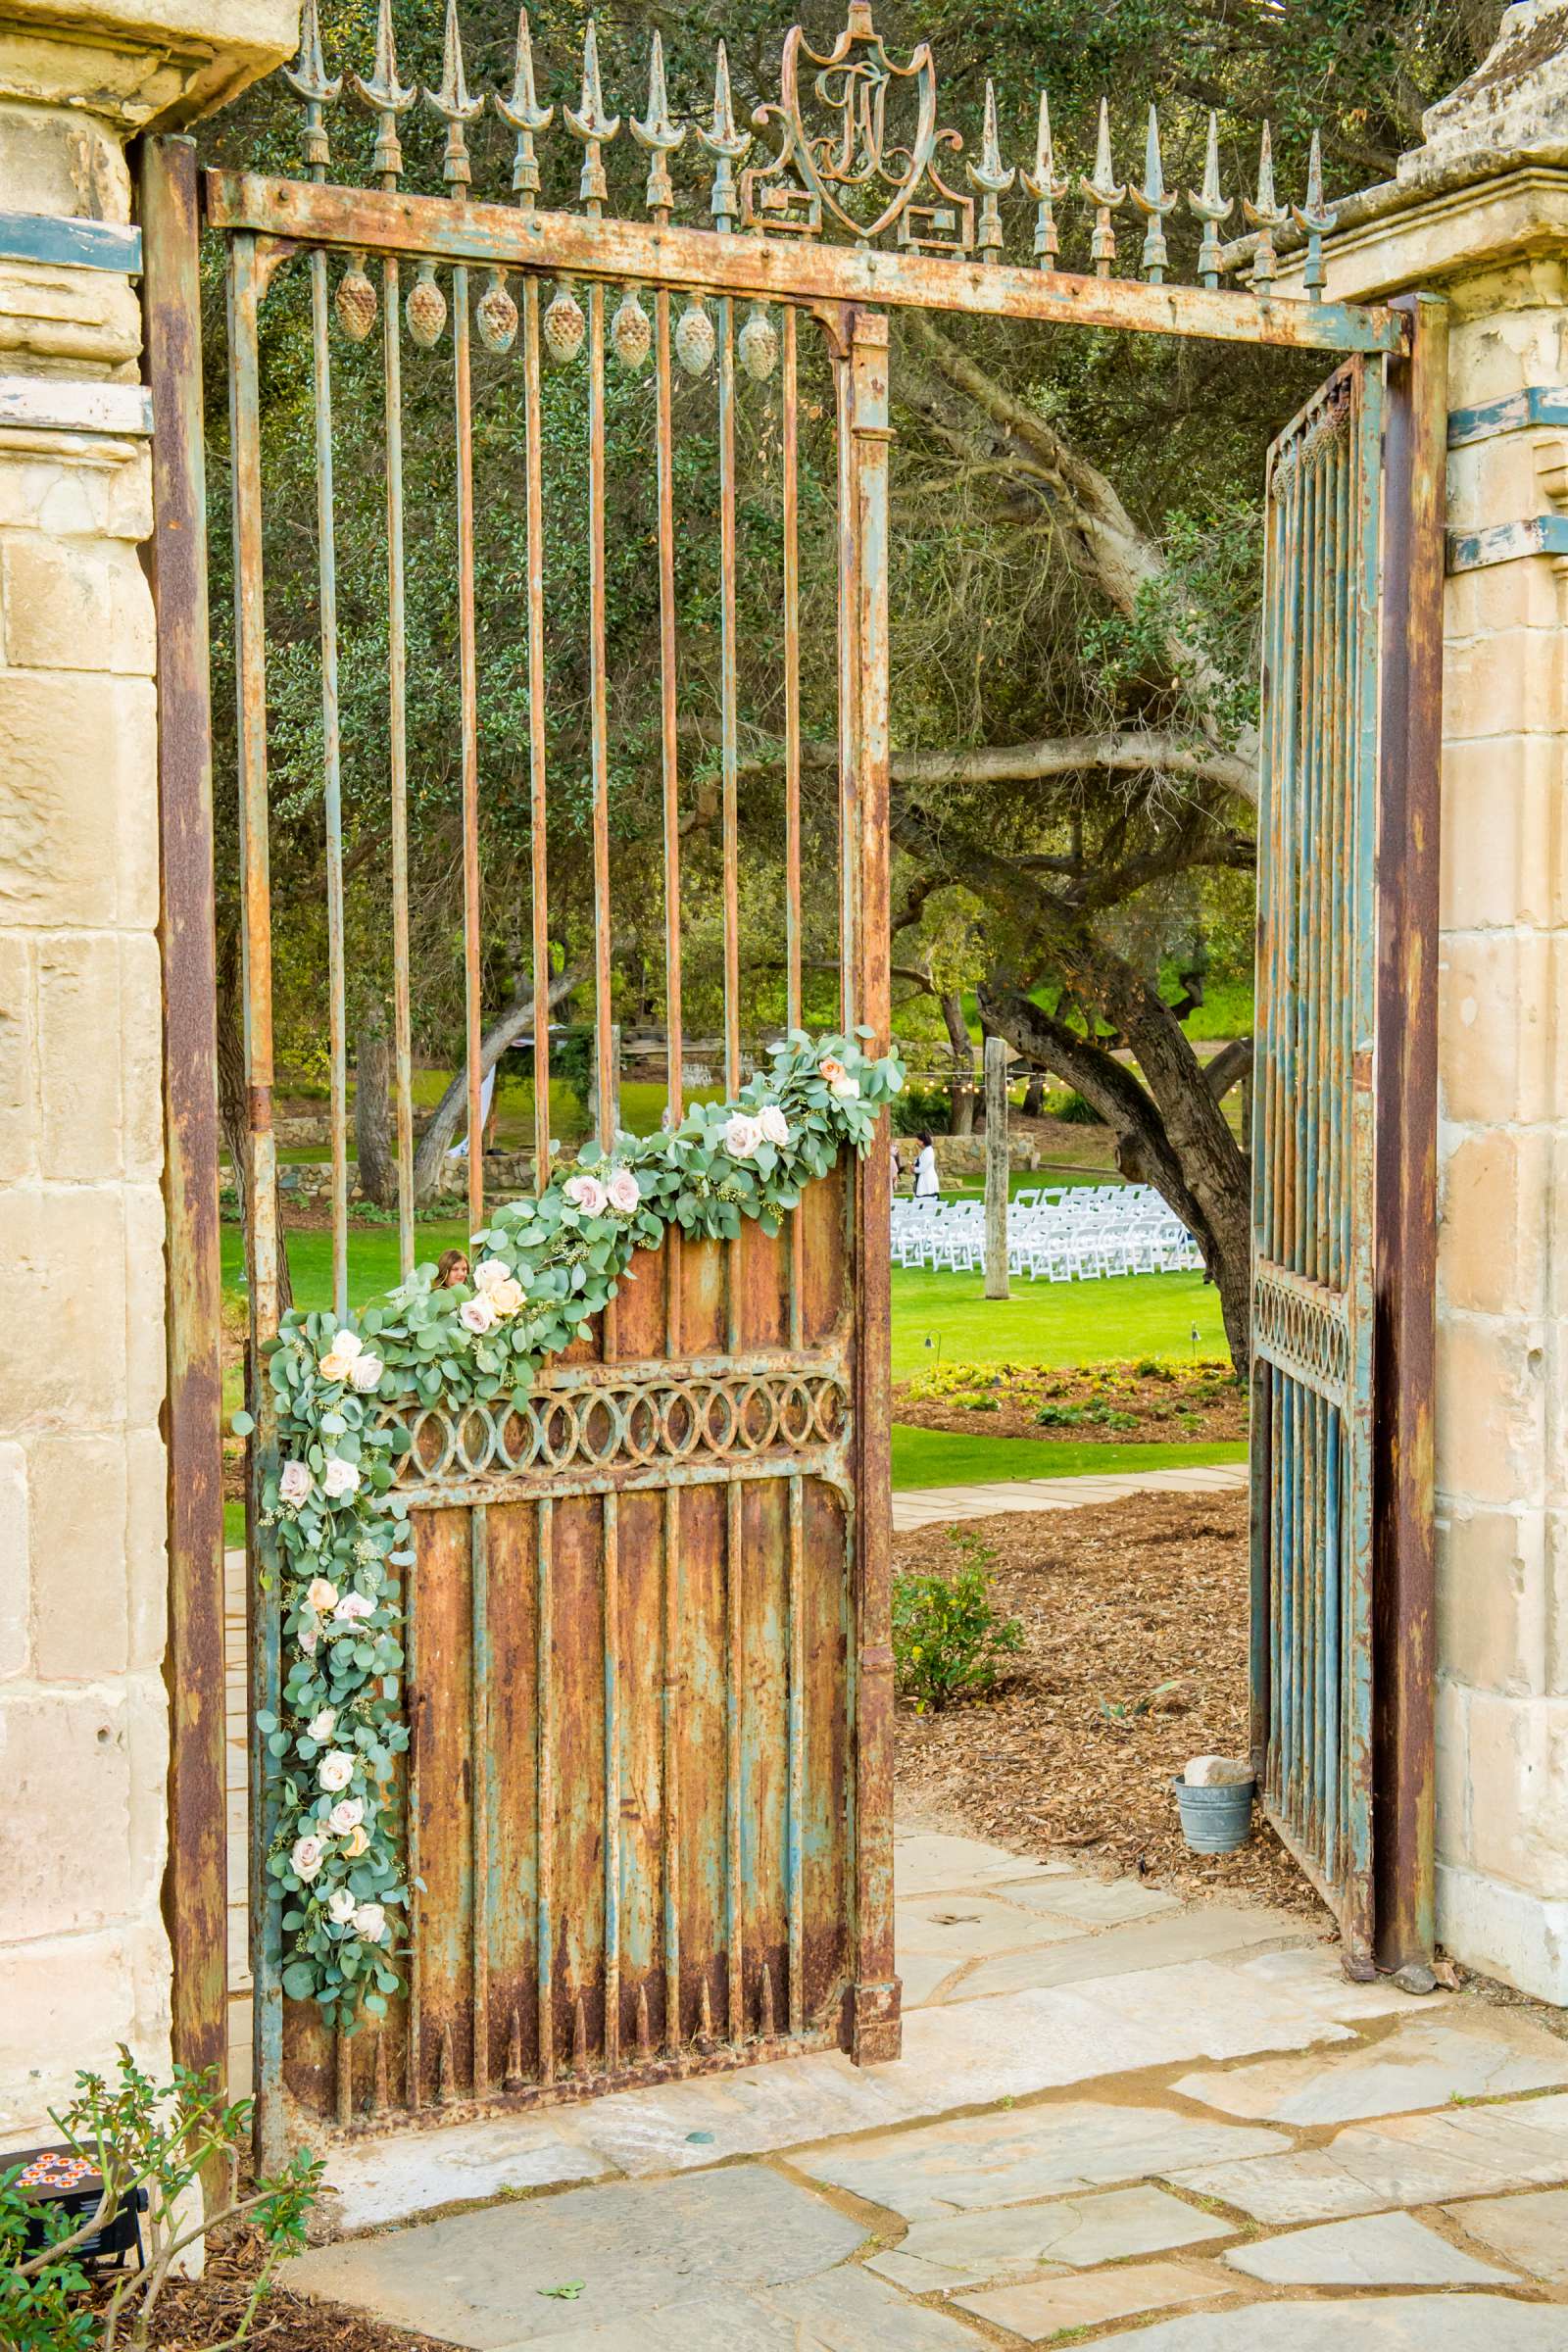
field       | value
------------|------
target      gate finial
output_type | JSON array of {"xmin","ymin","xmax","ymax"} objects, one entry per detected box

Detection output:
[
  {"xmin": 1021, "ymin": 92, "xmax": 1069, "ymax": 270},
  {"xmin": 495, "ymin": 7, "xmax": 555, "ymax": 211},
  {"xmin": 424, "ymin": 0, "xmax": 483, "ymax": 193},
  {"xmin": 966, "ymin": 80, "xmax": 1016, "ymax": 264},
  {"xmin": 631, "ymin": 31, "xmax": 686, "ymax": 220},
  {"xmin": 1188, "ymin": 112, "xmax": 1233, "ymax": 291},
  {"xmin": 564, "ymin": 20, "xmax": 621, "ymax": 215},
  {"xmin": 699, "ymin": 42, "xmax": 753, "ymax": 231},
  {"xmin": 347, "ymin": 0, "xmax": 416, "ymax": 188},
  {"xmin": 1080, "ymin": 99, "xmax": 1126, "ymax": 278},
  {"xmin": 1129, "ymin": 106, "xmax": 1177, "ymax": 284},
  {"xmin": 1244, "ymin": 122, "xmax": 1290, "ymax": 291},
  {"xmin": 283, "ymin": 0, "xmax": 341, "ymax": 178},
  {"xmin": 1291, "ymin": 132, "xmax": 1336, "ymax": 304}
]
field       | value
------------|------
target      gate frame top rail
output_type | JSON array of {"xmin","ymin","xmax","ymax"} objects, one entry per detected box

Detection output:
[{"xmin": 205, "ymin": 169, "xmax": 1404, "ymax": 359}]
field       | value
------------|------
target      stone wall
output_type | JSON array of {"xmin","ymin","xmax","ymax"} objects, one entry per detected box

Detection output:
[{"xmin": 0, "ymin": 0, "xmax": 294, "ymax": 2146}]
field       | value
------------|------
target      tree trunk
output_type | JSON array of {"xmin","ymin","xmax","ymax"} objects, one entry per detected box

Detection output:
[
  {"xmin": 412, "ymin": 961, "xmax": 587, "ymax": 1205},
  {"xmin": 215, "ymin": 924, "xmax": 292, "ymax": 1317},
  {"xmin": 939, "ymin": 988, "xmax": 976, "ymax": 1136},
  {"xmin": 355, "ymin": 1002, "xmax": 396, "ymax": 1208},
  {"xmin": 1021, "ymin": 1071, "xmax": 1046, "ymax": 1118}
]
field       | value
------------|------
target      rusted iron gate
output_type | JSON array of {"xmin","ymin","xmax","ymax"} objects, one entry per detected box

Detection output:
[{"xmin": 142, "ymin": 0, "xmax": 1446, "ymax": 2149}]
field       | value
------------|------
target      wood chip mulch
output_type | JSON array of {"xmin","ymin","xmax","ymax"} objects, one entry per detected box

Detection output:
[
  {"xmin": 894, "ymin": 1489, "xmax": 1322, "ymax": 1920},
  {"xmin": 87, "ymin": 2229, "xmax": 433, "ymax": 2352},
  {"xmin": 893, "ymin": 1358, "xmax": 1246, "ymax": 1446}
]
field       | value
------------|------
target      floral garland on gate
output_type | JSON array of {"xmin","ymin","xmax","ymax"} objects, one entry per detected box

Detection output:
[{"xmin": 236, "ymin": 1031, "xmax": 903, "ymax": 2027}]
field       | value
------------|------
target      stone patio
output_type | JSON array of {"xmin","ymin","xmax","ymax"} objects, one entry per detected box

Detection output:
[{"xmin": 286, "ymin": 1825, "xmax": 1568, "ymax": 2346}]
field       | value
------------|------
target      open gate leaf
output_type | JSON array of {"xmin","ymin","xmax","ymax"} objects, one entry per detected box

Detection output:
[{"xmin": 242, "ymin": 1031, "xmax": 902, "ymax": 2025}]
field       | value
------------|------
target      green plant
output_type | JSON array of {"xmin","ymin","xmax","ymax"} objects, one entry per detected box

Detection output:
[
  {"xmin": 1086, "ymin": 1404, "xmax": 1139, "ymax": 1431},
  {"xmin": 549, "ymin": 1026, "xmax": 596, "ymax": 1118},
  {"xmin": 1097, "ymin": 1680, "xmax": 1185, "ymax": 1727},
  {"xmin": 1035, "ymin": 1401, "xmax": 1088, "ymax": 1428},
  {"xmin": 892, "ymin": 1531, "xmax": 1024, "ymax": 1712},
  {"xmin": 891, "ymin": 1080, "xmax": 953, "ymax": 1137},
  {"xmin": 1045, "ymin": 1090, "xmax": 1104, "ymax": 1125},
  {"xmin": 0, "ymin": 2049, "xmax": 321, "ymax": 2352}
]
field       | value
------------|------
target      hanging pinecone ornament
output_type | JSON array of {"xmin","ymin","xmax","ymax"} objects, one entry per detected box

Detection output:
[
  {"xmin": 675, "ymin": 294, "xmax": 716, "ymax": 377},
  {"xmin": 476, "ymin": 270, "xmax": 518, "ymax": 356},
  {"xmin": 335, "ymin": 257, "xmax": 377, "ymax": 343},
  {"xmin": 543, "ymin": 279, "xmax": 586, "ymax": 366},
  {"xmin": 611, "ymin": 286, "xmax": 652, "ymax": 372},
  {"xmin": 738, "ymin": 301, "xmax": 779, "ymax": 382},
  {"xmin": 405, "ymin": 262, "xmax": 447, "ymax": 350}
]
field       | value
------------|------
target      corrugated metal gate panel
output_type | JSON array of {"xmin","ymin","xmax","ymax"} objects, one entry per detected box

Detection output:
[{"xmin": 1251, "ymin": 357, "xmax": 1383, "ymax": 1966}]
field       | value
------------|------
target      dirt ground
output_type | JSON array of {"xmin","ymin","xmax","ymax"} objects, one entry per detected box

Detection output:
[
  {"xmin": 89, "ymin": 2230, "xmax": 429, "ymax": 2352},
  {"xmin": 893, "ymin": 1488, "xmax": 1319, "ymax": 1919},
  {"xmin": 894, "ymin": 1357, "xmax": 1246, "ymax": 1446}
]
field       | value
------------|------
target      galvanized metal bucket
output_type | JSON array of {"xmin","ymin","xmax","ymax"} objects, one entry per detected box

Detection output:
[{"xmin": 1172, "ymin": 1775, "xmax": 1255, "ymax": 1854}]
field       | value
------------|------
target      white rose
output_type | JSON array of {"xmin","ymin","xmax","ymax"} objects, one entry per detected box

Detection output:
[
  {"xmin": 760, "ymin": 1105, "xmax": 790, "ymax": 1148},
  {"xmin": 326, "ymin": 1330, "xmax": 364, "ymax": 1363},
  {"xmin": 290, "ymin": 1835, "xmax": 323, "ymax": 1883},
  {"xmin": 327, "ymin": 1797, "xmax": 364, "ymax": 1836},
  {"xmin": 607, "ymin": 1168, "xmax": 641, "ymax": 1215},
  {"xmin": 306, "ymin": 1577, "xmax": 339, "ymax": 1615},
  {"xmin": 318, "ymin": 1750, "xmax": 355, "ymax": 1793},
  {"xmin": 473, "ymin": 1258, "xmax": 513, "ymax": 1295},
  {"xmin": 327, "ymin": 1888, "xmax": 356, "ymax": 1926},
  {"xmin": 307, "ymin": 1708, "xmax": 336, "ymax": 1742},
  {"xmin": 349, "ymin": 1353, "xmax": 384, "ymax": 1394},
  {"xmin": 459, "ymin": 1296, "xmax": 496, "ymax": 1336},
  {"xmin": 279, "ymin": 1460, "xmax": 314, "ymax": 1507},
  {"xmin": 351, "ymin": 1902, "xmax": 387, "ymax": 1944},
  {"xmin": 322, "ymin": 1457, "xmax": 360, "ymax": 1499},
  {"xmin": 331, "ymin": 1592, "xmax": 373, "ymax": 1626},
  {"xmin": 725, "ymin": 1114, "xmax": 762, "ymax": 1159},
  {"xmin": 829, "ymin": 1073, "xmax": 861, "ymax": 1102},
  {"xmin": 564, "ymin": 1172, "xmax": 609, "ymax": 1217},
  {"xmin": 299, "ymin": 1627, "xmax": 318, "ymax": 1658},
  {"xmin": 486, "ymin": 1277, "xmax": 524, "ymax": 1317}
]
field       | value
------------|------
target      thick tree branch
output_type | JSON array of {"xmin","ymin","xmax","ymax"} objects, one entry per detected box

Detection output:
[{"xmin": 412, "ymin": 961, "xmax": 587, "ymax": 1202}]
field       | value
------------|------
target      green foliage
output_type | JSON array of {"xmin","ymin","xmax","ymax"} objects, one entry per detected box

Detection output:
[
  {"xmin": 0, "ymin": 2049, "xmax": 321, "ymax": 2352},
  {"xmin": 246, "ymin": 1035, "xmax": 902, "ymax": 2020},
  {"xmin": 1050, "ymin": 1092, "xmax": 1104, "ymax": 1126},
  {"xmin": 892, "ymin": 1081, "xmax": 953, "ymax": 1138},
  {"xmin": 893, "ymin": 1531, "xmax": 1024, "ymax": 1713}
]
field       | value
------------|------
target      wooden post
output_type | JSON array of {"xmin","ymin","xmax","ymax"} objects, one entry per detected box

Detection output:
[{"xmin": 985, "ymin": 1035, "xmax": 1010, "ymax": 1300}]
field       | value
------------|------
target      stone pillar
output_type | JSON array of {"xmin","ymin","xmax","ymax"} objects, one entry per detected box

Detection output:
[
  {"xmin": 0, "ymin": 0, "xmax": 292, "ymax": 2144},
  {"xmin": 1280, "ymin": 0, "xmax": 1568, "ymax": 2002}
]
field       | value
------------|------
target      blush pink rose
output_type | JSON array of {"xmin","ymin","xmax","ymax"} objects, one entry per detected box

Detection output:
[
  {"xmin": 291, "ymin": 1836, "xmax": 324, "ymax": 1883},
  {"xmin": 724, "ymin": 1115, "xmax": 762, "ymax": 1159},
  {"xmin": 459, "ymin": 1295, "xmax": 496, "ymax": 1336},
  {"xmin": 564, "ymin": 1173, "xmax": 609, "ymax": 1217},
  {"xmin": 279, "ymin": 1460, "xmax": 314, "ymax": 1507}
]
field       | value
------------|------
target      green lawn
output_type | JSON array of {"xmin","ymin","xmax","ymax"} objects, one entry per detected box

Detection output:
[
  {"xmin": 890, "ymin": 1266, "xmax": 1227, "ymax": 1380},
  {"xmin": 891, "ymin": 1425, "xmax": 1247, "ymax": 1490}
]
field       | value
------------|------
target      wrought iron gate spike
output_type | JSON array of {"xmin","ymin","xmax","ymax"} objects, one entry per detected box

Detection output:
[
  {"xmin": 283, "ymin": 0, "xmax": 341, "ymax": 177},
  {"xmin": 699, "ymin": 42, "xmax": 752, "ymax": 232},
  {"xmin": 564, "ymin": 20, "xmax": 620, "ymax": 216},
  {"xmin": 346, "ymin": 0, "xmax": 416, "ymax": 187},
  {"xmin": 966, "ymin": 79, "xmax": 1015, "ymax": 265},
  {"xmin": 1080, "ymin": 98, "xmax": 1126, "ymax": 279},
  {"xmin": 1021, "ymin": 90, "xmax": 1069, "ymax": 270},
  {"xmin": 1244, "ymin": 122, "xmax": 1290, "ymax": 290},
  {"xmin": 1129, "ymin": 105, "xmax": 1177, "ymax": 285},
  {"xmin": 494, "ymin": 7, "xmax": 555, "ymax": 211},
  {"xmin": 1292, "ymin": 132, "xmax": 1336, "ymax": 304},
  {"xmin": 630, "ymin": 29, "xmax": 686, "ymax": 220},
  {"xmin": 424, "ymin": 0, "xmax": 483, "ymax": 193},
  {"xmin": 1188, "ymin": 111, "xmax": 1233, "ymax": 291}
]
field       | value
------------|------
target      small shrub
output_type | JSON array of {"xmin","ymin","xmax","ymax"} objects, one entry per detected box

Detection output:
[
  {"xmin": 1086, "ymin": 1404, "xmax": 1139, "ymax": 1431},
  {"xmin": 1035, "ymin": 1402, "xmax": 1088, "ymax": 1428},
  {"xmin": 892, "ymin": 1081, "xmax": 953, "ymax": 1138},
  {"xmin": 893, "ymin": 1532, "xmax": 1024, "ymax": 1712},
  {"xmin": 1048, "ymin": 1090, "xmax": 1104, "ymax": 1125}
]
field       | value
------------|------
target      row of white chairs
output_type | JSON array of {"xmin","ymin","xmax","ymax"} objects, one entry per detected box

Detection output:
[{"xmin": 891, "ymin": 1186, "xmax": 1203, "ymax": 1282}]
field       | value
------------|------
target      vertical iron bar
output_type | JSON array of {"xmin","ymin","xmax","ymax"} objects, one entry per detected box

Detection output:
[
  {"xmin": 657, "ymin": 284, "xmax": 684, "ymax": 1125},
  {"xmin": 589, "ymin": 279, "xmax": 614, "ymax": 1140},
  {"xmin": 227, "ymin": 229, "xmax": 284, "ymax": 2168},
  {"xmin": 454, "ymin": 263, "xmax": 484, "ymax": 1235},
  {"xmin": 725, "ymin": 1479, "xmax": 744, "ymax": 2042},
  {"xmin": 310, "ymin": 243, "xmax": 349, "ymax": 1321},
  {"xmin": 471, "ymin": 1503, "xmax": 490, "ymax": 2095},
  {"xmin": 786, "ymin": 1472, "xmax": 805, "ymax": 2035},
  {"xmin": 524, "ymin": 277, "xmax": 552, "ymax": 1188},
  {"xmin": 603, "ymin": 1494, "xmax": 620, "ymax": 2071},
  {"xmin": 719, "ymin": 294, "xmax": 742, "ymax": 1095},
  {"xmin": 536, "ymin": 1496, "xmax": 556, "ymax": 2082},
  {"xmin": 405, "ymin": 1535, "xmax": 421, "ymax": 2110},
  {"xmin": 384, "ymin": 251, "xmax": 416, "ymax": 1281},
  {"xmin": 783, "ymin": 306, "xmax": 803, "ymax": 1033},
  {"xmin": 662, "ymin": 1482, "xmax": 681, "ymax": 2051},
  {"xmin": 144, "ymin": 132, "xmax": 227, "ymax": 2106}
]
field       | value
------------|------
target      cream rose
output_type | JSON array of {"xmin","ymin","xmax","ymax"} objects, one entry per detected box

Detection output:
[
  {"xmin": 306, "ymin": 1577, "xmax": 339, "ymax": 1616},
  {"xmin": 829, "ymin": 1072, "xmax": 860, "ymax": 1101},
  {"xmin": 486, "ymin": 1277, "xmax": 524, "ymax": 1317},
  {"xmin": 327, "ymin": 1888, "xmax": 356, "ymax": 1926},
  {"xmin": 318, "ymin": 1750, "xmax": 355, "ymax": 1793},
  {"xmin": 564, "ymin": 1171, "xmax": 609, "ymax": 1217},
  {"xmin": 327, "ymin": 1797, "xmax": 364, "ymax": 1837},
  {"xmin": 459, "ymin": 1295, "xmax": 497, "ymax": 1336},
  {"xmin": 279, "ymin": 1460, "xmax": 314, "ymax": 1507},
  {"xmin": 307, "ymin": 1707, "xmax": 336, "ymax": 1742},
  {"xmin": 607, "ymin": 1168, "xmax": 641, "ymax": 1215},
  {"xmin": 344, "ymin": 1825, "xmax": 369, "ymax": 1858},
  {"xmin": 322, "ymin": 1457, "xmax": 360, "ymax": 1499},
  {"xmin": 348, "ymin": 1352, "xmax": 384, "ymax": 1394},
  {"xmin": 318, "ymin": 1350, "xmax": 353, "ymax": 1384},
  {"xmin": 724, "ymin": 1114, "xmax": 762, "ymax": 1159},
  {"xmin": 473, "ymin": 1257, "xmax": 513, "ymax": 1295},
  {"xmin": 351, "ymin": 1902, "xmax": 388, "ymax": 1944},
  {"xmin": 290, "ymin": 1835, "xmax": 324, "ymax": 1883},
  {"xmin": 760, "ymin": 1105, "xmax": 790, "ymax": 1148}
]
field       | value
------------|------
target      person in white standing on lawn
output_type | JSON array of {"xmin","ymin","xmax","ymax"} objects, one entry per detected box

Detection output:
[{"xmin": 913, "ymin": 1131, "xmax": 941, "ymax": 1200}]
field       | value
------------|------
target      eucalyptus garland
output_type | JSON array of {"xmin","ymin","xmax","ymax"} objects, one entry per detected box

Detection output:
[{"xmin": 237, "ymin": 1031, "xmax": 903, "ymax": 2026}]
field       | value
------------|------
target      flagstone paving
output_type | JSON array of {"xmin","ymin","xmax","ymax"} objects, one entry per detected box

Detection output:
[{"xmin": 292, "ymin": 1824, "xmax": 1568, "ymax": 2346}]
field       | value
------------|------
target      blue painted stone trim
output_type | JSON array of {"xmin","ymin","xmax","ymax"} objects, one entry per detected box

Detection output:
[
  {"xmin": 1448, "ymin": 386, "xmax": 1568, "ymax": 448},
  {"xmin": 0, "ymin": 208, "xmax": 142, "ymax": 274},
  {"xmin": 1447, "ymin": 515, "xmax": 1568, "ymax": 573}
]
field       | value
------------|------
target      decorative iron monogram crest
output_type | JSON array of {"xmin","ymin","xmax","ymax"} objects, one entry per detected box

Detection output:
[{"xmin": 742, "ymin": 1, "xmax": 975, "ymax": 255}]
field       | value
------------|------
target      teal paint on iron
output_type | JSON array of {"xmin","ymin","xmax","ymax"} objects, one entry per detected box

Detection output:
[
  {"xmin": 1447, "ymin": 515, "xmax": 1568, "ymax": 572},
  {"xmin": 1448, "ymin": 384, "xmax": 1568, "ymax": 446},
  {"xmin": 0, "ymin": 206, "xmax": 141, "ymax": 272}
]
